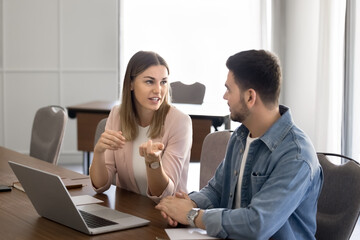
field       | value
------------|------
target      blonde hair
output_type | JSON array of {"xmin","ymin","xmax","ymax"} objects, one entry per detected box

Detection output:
[{"xmin": 120, "ymin": 51, "xmax": 170, "ymax": 141}]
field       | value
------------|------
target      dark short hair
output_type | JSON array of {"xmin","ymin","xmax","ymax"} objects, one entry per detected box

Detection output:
[{"xmin": 226, "ymin": 49, "xmax": 282, "ymax": 106}]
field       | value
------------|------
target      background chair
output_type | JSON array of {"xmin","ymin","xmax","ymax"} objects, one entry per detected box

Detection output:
[
  {"xmin": 170, "ymin": 81, "xmax": 206, "ymax": 104},
  {"xmin": 94, "ymin": 118, "xmax": 107, "ymax": 146},
  {"xmin": 199, "ymin": 130, "xmax": 231, "ymax": 189},
  {"xmin": 30, "ymin": 105, "xmax": 68, "ymax": 165},
  {"xmin": 94, "ymin": 118, "xmax": 116, "ymax": 185},
  {"xmin": 316, "ymin": 152, "xmax": 360, "ymax": 240}
]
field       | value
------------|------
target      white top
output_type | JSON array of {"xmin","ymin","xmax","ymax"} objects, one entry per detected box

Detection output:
[
  {"xmin": 132, "ymin": 125, "xmax": 149, "ymax": 195},
  {"xmin": 234, "ymin": 133, "xmax": 258, "ymax": 208}
]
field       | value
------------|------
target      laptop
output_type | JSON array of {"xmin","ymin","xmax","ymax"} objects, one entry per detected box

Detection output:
[{"xmin": 8, "ymin": 161, "xmax": 149, "ymax": 235}]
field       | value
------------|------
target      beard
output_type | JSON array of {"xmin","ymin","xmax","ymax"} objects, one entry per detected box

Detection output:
[{"xmin": 230, "ymin": 97, "xmax": 250, "ymax": 123}]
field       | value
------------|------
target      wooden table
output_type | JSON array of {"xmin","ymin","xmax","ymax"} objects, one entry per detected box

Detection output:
[
  {"xmin": 67, "ymin": 101, "xmax": 230, "ymax": 174},
  {"xmin": 0, "ymin": 146, "xmax": 170, "ymax": 240}
]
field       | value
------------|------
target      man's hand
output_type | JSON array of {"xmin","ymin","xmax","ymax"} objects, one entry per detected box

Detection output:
[{"xmin": 156, "ymin": 191, "xmax": 196, "ymax": 226}]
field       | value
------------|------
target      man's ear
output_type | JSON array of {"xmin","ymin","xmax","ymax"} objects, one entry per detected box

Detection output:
[{"xmin": 246, "ymin": 89, "xmax": 256, "ymax": 106}]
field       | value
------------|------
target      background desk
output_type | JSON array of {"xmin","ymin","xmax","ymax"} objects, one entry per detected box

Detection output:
[
  {"xmin": 0, "ymin": 146, "xmax": 169, "ymax": 240},
  {"xmin": 67, "ymin": 101, "xmax": 230, "ymax": 174}
]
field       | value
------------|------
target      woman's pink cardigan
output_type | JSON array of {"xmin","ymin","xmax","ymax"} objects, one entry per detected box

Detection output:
[{"xmin": 93, "ymin": 105, "xmax": 192, "ymax": 203}]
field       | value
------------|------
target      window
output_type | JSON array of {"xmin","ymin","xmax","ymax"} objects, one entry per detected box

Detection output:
[
  {"xmin": 120, "ymin": 0, "xmax": 264, "ymax": 108},
  {"xmin": 350, "ymin": 1, "xmax": 360, "ymax": 160}
]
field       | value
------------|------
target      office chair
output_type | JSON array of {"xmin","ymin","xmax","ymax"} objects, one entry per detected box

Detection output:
[
  {"xmin": 30, "ymin": 105, "xmax": 68, "ymax": 165},
  {"xmin": 94, "ymin": 118, "xmax": 107, "ymax": 146},
  {"xmin": 93, "ymin": 118, "xmax": 116, "ymax": 185},
  {"xmin": 316, "ymin": 152, "xmax": 360, "ymax": 240},
  {"xmin": 170, "ymin": 81, "xmax": 206, "ymax": 104},
  {"xmin": 199, "ymin": 130, "xmax": 231, "ymax": 189}
]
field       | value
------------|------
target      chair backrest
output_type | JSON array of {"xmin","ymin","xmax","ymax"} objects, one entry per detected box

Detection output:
[
  {"xmin": 170, "ymin": 81, "xmax": 206, "ymax": 104},
  {"xmin": 94, "ymin": 118, "xmax": 107, "ymax": 147},
  {"xmin": 199, "ymin": 130, "xmax": 231, "ymax": 189},
  {"xmin": 316, "ymin": 152, "xmax": 360, "ymax": 240},
  {"xmin": 93, "ymin": 118, "xmax": 116, "ymax": 185},
  {"xmin": 30, "ymin": 105, "xmax": 68, "ymax": 165}
]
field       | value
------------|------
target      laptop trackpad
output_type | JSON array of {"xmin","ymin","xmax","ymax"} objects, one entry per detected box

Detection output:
[{"xmin": 78, "ymin": 204, "xmax": 134, "ymax": 221}]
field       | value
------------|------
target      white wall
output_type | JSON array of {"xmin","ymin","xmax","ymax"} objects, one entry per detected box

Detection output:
[{"xmin": 0, "ymin": 0, "xmax": 119, "ymax": 165}]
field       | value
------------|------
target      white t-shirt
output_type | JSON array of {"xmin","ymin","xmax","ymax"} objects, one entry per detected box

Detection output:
[
  {"xmin": 234, "ymin": 133, "xmax": 258, "ymax": 209},
  {"xmin": 132, "ymin": 125, "xmax": 149, "ymax": 195}
]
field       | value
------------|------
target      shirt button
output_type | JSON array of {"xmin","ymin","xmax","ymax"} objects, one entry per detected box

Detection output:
[
  {"xmin": 230, "ymin": 193, "xmax": 233, "ymax": 198},
  {"xmin": 234, "ymin": 170, "xmax": 238, "ymax": 176},
  {"xmin": 240, "ymin": 149, "xmax": 243, "ymax": 153}
]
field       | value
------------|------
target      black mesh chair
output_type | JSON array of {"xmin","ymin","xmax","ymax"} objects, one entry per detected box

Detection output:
[{"xmin": 316, "ymin": 152, "xmax": 360, "ymax": 240}]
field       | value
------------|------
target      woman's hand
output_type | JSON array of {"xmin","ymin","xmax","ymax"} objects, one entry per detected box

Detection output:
[
  {"xmin": 94, "ymin": 129, "xmax": 126, "ymax": 153},
  {"xmin": 139, "ymin": 140, "xmax": 164, "ymax": 163}
]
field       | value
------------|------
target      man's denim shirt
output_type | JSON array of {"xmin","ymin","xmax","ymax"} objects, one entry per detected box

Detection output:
[{"xmin": 190, "ymin": 105, "xmax": 323, "ymax": 240}]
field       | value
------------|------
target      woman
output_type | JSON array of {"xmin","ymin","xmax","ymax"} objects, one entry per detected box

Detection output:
[{"xmin": 90, "ymin": 51, "xmax": 192, "ymax": 202}]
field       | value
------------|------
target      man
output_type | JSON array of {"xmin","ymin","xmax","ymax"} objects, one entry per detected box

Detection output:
[{"xmin": 156, "ymin": 49, "xmax": 323, "ymax": 239}]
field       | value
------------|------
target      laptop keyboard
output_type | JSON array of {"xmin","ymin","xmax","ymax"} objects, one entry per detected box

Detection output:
[{"xmin": 79, "ymin": 210, "xmax": 118, "ymax": 228}]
